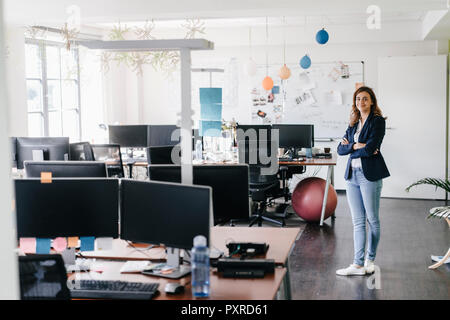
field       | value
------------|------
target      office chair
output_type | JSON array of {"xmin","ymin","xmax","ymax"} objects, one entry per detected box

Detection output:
[
  {"xmin": 91, "ymin": 144, "xmax": 125, "ymax": 178},
  {"xmin": 19, "ymin": 254, "xmax": 70, "ymax": 300},
  {"xmin": 239, "ymin": 140, "xmax": 285, "ymax": 227},
  {"xmin": 146, "ymin": 145, "xmax": 180, "ymax": 165},
  {"xmin": 69, "ymin": 142, "xmax": 95, "ymax": 161}
]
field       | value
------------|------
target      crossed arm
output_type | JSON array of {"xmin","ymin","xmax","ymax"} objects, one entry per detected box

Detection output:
[{"xmin": 337, "ymin": 117, "xmax": 385, "ymax": 158}]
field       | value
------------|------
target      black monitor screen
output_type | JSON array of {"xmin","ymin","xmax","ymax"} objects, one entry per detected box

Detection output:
[
  {"xmin": 15, "ymin": 178, "xmax": 119, "ymax": 238},
  {"xmin": 272, "ymin": 124, "xmax": 314, "ymax": 149},
  {"xmin": 148, "ymin": 125, "xmax": 179, "ymax": 146},
  {"xmin": 120, "ymin": 180, "xmax": 210, "ymax": 250},
  {"xmin": 24, "ymin": 161, "xmax": 107, "ymax": 178},
  {"xmin": 147, "ymin": 146, "xmax": 180, "ymax": 165},
  {"xmin": 236, "ymin": 124, "xmax": 272, "ymax": 143},
  {"xmin": 148, "ymin": 165, "xmax": 250, "ymax": 225},
  {"xmin": 108, "ymin": 125, "xmax": 148, "ymax": 148},
  {"xmin": 16, "ymin": 137, "xmax": 70, "ymax": 169}
]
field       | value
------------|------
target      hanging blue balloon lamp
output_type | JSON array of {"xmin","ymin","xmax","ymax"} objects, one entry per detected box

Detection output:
[
  {"xmin": 316, "ymin": 28, "xmax": 329, "ymax": 45},
  {"xmin": 300, "ymin": 54, "xmax": 311, "ymax": 69}
]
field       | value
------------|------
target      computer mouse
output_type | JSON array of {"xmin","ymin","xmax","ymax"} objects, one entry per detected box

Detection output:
[{"xmin": 164, "ymin": 282, "xmax": 184, "ymax": 294}]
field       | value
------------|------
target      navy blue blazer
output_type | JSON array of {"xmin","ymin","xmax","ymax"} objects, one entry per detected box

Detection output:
[{"xmin": 337, "ymin": 112, "xmax": 390, "ymax": 181}]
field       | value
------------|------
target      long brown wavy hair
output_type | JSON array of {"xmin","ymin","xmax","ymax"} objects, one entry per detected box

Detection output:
[{"xmin": 349, "ymin": 86, "xmax": 386, "ymax": 127}]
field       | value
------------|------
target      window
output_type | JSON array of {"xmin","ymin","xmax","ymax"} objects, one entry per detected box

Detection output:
[{"xmin": 25, "ymin": 39, "xmax": 81, "ymax": 141}]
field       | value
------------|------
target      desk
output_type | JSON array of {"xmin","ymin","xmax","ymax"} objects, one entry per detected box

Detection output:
[
  {"xmin": 80, "ymin": 226, "xmax": 300, "ymax": 299},
  {"xmin": 279, "ymin": 154, "xmax": 337, "ymax": 226},
  {"xmin": 69, "ymin": 261, "xmax": 287, "ymax": 300}
]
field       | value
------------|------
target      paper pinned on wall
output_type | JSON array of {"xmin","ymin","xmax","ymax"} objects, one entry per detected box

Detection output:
[
  {"xmin": 20, "ymin": 238, "xmax": 36, "ymax": 254},
  {"xmin": 95, "ymin": 237, "xmax": 113, "ymax": 251},
  {"xmin": 199, "ymin": 120, "xmax": 222, "ymax": 137},
  {"xmin": 52, "ymin": 237, "xmax": 67, "ymax": 252},
  {"xmin": 294, "ymin": 90, "xmax": 316, "ymax": 106},
  {"xmin": 199, "ymin": 88, "xmax": 222, "ymax": 105},
  {"xmin": 298, "ymin": 72, "xmax": 315, "ymax": 90},
  {"xmin": 67, "ymin": 237, "xmax": 79, "ymax": 248},
  {"xmin": 200, "ymin": 103, "xmax": 222, "ymax": 121},
  {"xmin": 80, "ymin": 236, "xmax": 95, "ymax": 252},
  {"xmin": 324, "ymin": 90, "xmax": 343, "ymax": 105},
  {"xmin": 36, "ymin": 238, "xmax": 51, "ymax": 254}
]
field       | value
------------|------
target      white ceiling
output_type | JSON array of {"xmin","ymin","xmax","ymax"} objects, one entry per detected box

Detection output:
[{"xmin": 4, "ymin": 0, "xmax": 450, "ymax": 41}]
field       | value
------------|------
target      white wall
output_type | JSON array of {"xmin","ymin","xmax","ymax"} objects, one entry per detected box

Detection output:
[
  {"xmin": 5, "ymin": 24, "xmax": 27, "ymax": 136},
  {"xmin": 0, "ymin": 3, "xmax": 20, "ymax": 300}
]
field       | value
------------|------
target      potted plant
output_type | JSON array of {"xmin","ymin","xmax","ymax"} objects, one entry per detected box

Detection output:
[{"xmin": 405, "ymin": 178, "xmax": 450, "ymax": 269}]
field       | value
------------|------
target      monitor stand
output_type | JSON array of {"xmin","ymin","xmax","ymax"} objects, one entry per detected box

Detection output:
[{"xmin": 141, "ymin": 247, "xmax": 191, "ymax": 279}]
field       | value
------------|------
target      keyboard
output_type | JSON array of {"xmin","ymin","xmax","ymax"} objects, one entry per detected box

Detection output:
[{"xmin": 70, "ymin": 280, "xmax": 159, "ymax": 300}]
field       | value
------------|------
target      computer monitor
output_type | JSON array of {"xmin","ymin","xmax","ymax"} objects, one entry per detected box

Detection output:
[
  {"xmin": 272, "ymin": 124, "xmax": 314, "ymax": 149},
  {"xmin": 148, "ymin": 125, "xmax": 179, "ymax": 146},
  {"xmin": 16, "ymin": 137, "xmax": 70, "ymax": 170},
  {"xmin": 108, "ymin": 125, "xmax": 148, "ymax": 148},
  {"xmin": 24, "ymin": 161, "xmax": 107, "ymax": 178},
  {"xmin": 146, "ymin": 145, "xmax": 180, "ymax": 165},
  {"xmin": 10, "ymin": 137, "xmax": 17, "ymax": 168},
  {"xmin": 15, "ymin": 178, "xmax": 119, "ymax": 238},
  {"xmin": 148, "ymin": 164, "xmax": 250, "ymax": 225},
  {"xmin": 120, "ymin": 179, "xmax": 211, "ymax": 250},
  {"xmin": 236, "ymin": 124, "xmax": 272, "ymax": 143}
]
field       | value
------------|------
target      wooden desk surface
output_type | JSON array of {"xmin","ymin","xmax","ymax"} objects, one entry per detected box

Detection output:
[
  {"xmin": 82, "ymin": 227, "xmax": 301, "ymax": 265},
  {"xmin": 69, "ymin": 260, "xmax": 286, "ymax": 300},
  {"xmin": 278, "ymin": 153, "xmax": 337, "ymax": 166}
]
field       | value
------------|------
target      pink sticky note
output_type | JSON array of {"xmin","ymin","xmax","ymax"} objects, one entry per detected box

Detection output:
[
  {"xmin": 20, "ymin": 238, "xmax": 36, "ymax": 254},
  {"xmin": 53, "ymin": 237, "xmax": 67, "ymax": 252}
]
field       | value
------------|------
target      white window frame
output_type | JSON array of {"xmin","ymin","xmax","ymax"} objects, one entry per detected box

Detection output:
[{"xmin": 25, "ymin": 38, "xmax": 82, "ymax": 140}]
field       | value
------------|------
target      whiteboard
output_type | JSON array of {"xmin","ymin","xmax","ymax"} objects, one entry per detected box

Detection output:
[{"xmin": 249, "ymin": 61, "xmax": 364, "ymax": 138}]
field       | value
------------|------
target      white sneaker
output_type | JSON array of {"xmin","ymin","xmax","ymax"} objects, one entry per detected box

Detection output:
[
  {"xmin": 336, "ymin": 264, "xmax": 366, "ymax": 276},
  {"xmin": 364, "ymin": 259, "xmax": 375, "ymax": 274}
]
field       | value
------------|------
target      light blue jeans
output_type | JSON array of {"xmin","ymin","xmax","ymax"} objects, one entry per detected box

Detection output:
[{"xmin": 346, "ymin": 167, "xmax": 383, "ymax": 266}]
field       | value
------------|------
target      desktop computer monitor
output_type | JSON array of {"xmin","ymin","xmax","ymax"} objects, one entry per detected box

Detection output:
[
  {"xmin": 236, "ymin": 124, "xmax": 272, "ymax": 143},
  {"xmin": 148, "ymin": 125, "xmax": 179, "ymax": 146},
  {"xmin": 120, "ymin": 179, "xmax": 211, "ymax": 250},
  {"xmin": 148, "ymin": 164, "xmax": 250, "ymax": 225},
  {"xmin": 14, "ymin": 178, "xmax": 119, "ymax": 238},
  {"xmin": 24, "ymin": 161, "xmax": 108, "ymax": 178},
  {"xmin": 108, "ymin": 125, "xmax": 148, "ymax": 148},
  {"xmin": 272, "ymin": 124, "xmax": 314, "ymax": 149},
  {"xmin": 10, "ymin": 137, "xmax": 17, "ymax": 168},
  {"xmin": 16, "ymin": 137, "xmax": 70, "ymax": 170}
]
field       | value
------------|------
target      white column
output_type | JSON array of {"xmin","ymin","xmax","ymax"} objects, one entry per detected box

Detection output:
[
  {"xmin": 179, "ymin": 48, "xmax": 193, "ymax": 185},
  {"xmin": 0, "ymin": 1, "xmax": 20, "ymax": 300}
]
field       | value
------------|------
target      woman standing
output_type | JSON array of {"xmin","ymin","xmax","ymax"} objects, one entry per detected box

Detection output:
[{"xmin": 336, "ymin": 86, "xmax": 390, "ymax": 276}]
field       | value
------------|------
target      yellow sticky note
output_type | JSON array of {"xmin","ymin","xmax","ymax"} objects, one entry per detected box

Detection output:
[
  {"xmin": 67, "ymin": 237, "xmax": 79, "ymax": 248},
  {"xmin": 40, "ymin": 172, "xmax": 52, "ymax": 184}
]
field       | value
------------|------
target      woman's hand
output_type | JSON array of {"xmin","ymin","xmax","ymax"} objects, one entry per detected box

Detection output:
[
  {"xmin": 353, "ymin": 142, "xmax": 366, "ymax": 150},
  {"xmin": 342, "ymin": 138, "xmax": 349, "ymax": 145}
]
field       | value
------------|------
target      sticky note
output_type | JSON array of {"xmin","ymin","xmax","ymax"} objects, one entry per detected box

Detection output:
[
  {"xmin": 80, "ymin": 237, "xmax": 95, "ymax": 252},
  {"xmin": 40, "ymin": 172, "xmax": 52, "ymax": 184},
  {"xmin": 20, "ymin": 238, "xmax": 36, "ymax": 254},
  {"xmin": 67, "ymin": 237, "xmax": 79, "ymax": 248},
  {"xmin": 199, "ymin": 88, "xmax": 222, "ymax": 104},
  {"xmin": 36, "ymin": 238, "xmax": 51, "ymax": 254},
  {"xmin": 200, "ymin": 103, "xmax": 222, "ymax": 121},
  {"xmin": 95, "ymin": 237, "xmax": 113, "ymax": 251},
  {"xmin": 199, "ymin": 120, "xmax": 222, "ymax": 137},
  {"xmin": 53, "ymin": 237, "xmax": 67, "ymax": 252}
]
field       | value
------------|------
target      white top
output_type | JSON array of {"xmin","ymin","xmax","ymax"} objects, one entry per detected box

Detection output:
[{"xmin": 351, "ymin": 120, "xmax": 363, "ymax": 168}]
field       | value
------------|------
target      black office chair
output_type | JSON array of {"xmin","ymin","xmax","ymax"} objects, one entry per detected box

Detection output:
[
  {"xmin": 146, "ymin": 145, "xmax": 180, "ymax": 165},
  {"xmin": 239, "ymin": 140, "xmax": 285, "ymax": 227},
  {"xmin": 69, "ymin": 142, "xmax": 95, "ymax": 161},
  {"xmin": 91, "ymin": 144, "xmax": 125, "ymax": 178},
  {"xmin": 19, "ymin": 254, "xmax": 70, "ymax": 300}
]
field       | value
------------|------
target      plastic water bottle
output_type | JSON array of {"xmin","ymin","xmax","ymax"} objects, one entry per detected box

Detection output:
[
  {"xmin": 195, "ymin": 140, "xmax": 203, "ymax": 161},
  {"xmin": 191, "ymin": 235, "xmax": 210, "ymax": 298}
]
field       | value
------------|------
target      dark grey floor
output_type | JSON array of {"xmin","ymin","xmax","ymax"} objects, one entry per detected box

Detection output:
[{"xmin": 287, "ymin": 192, "xmax": 450, "ymax": 300}]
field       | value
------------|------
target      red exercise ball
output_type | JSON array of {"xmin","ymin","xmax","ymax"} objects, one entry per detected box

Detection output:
[{"xmin": 291, "ymin": 177, "xmax": 337, "ymax": 222}]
